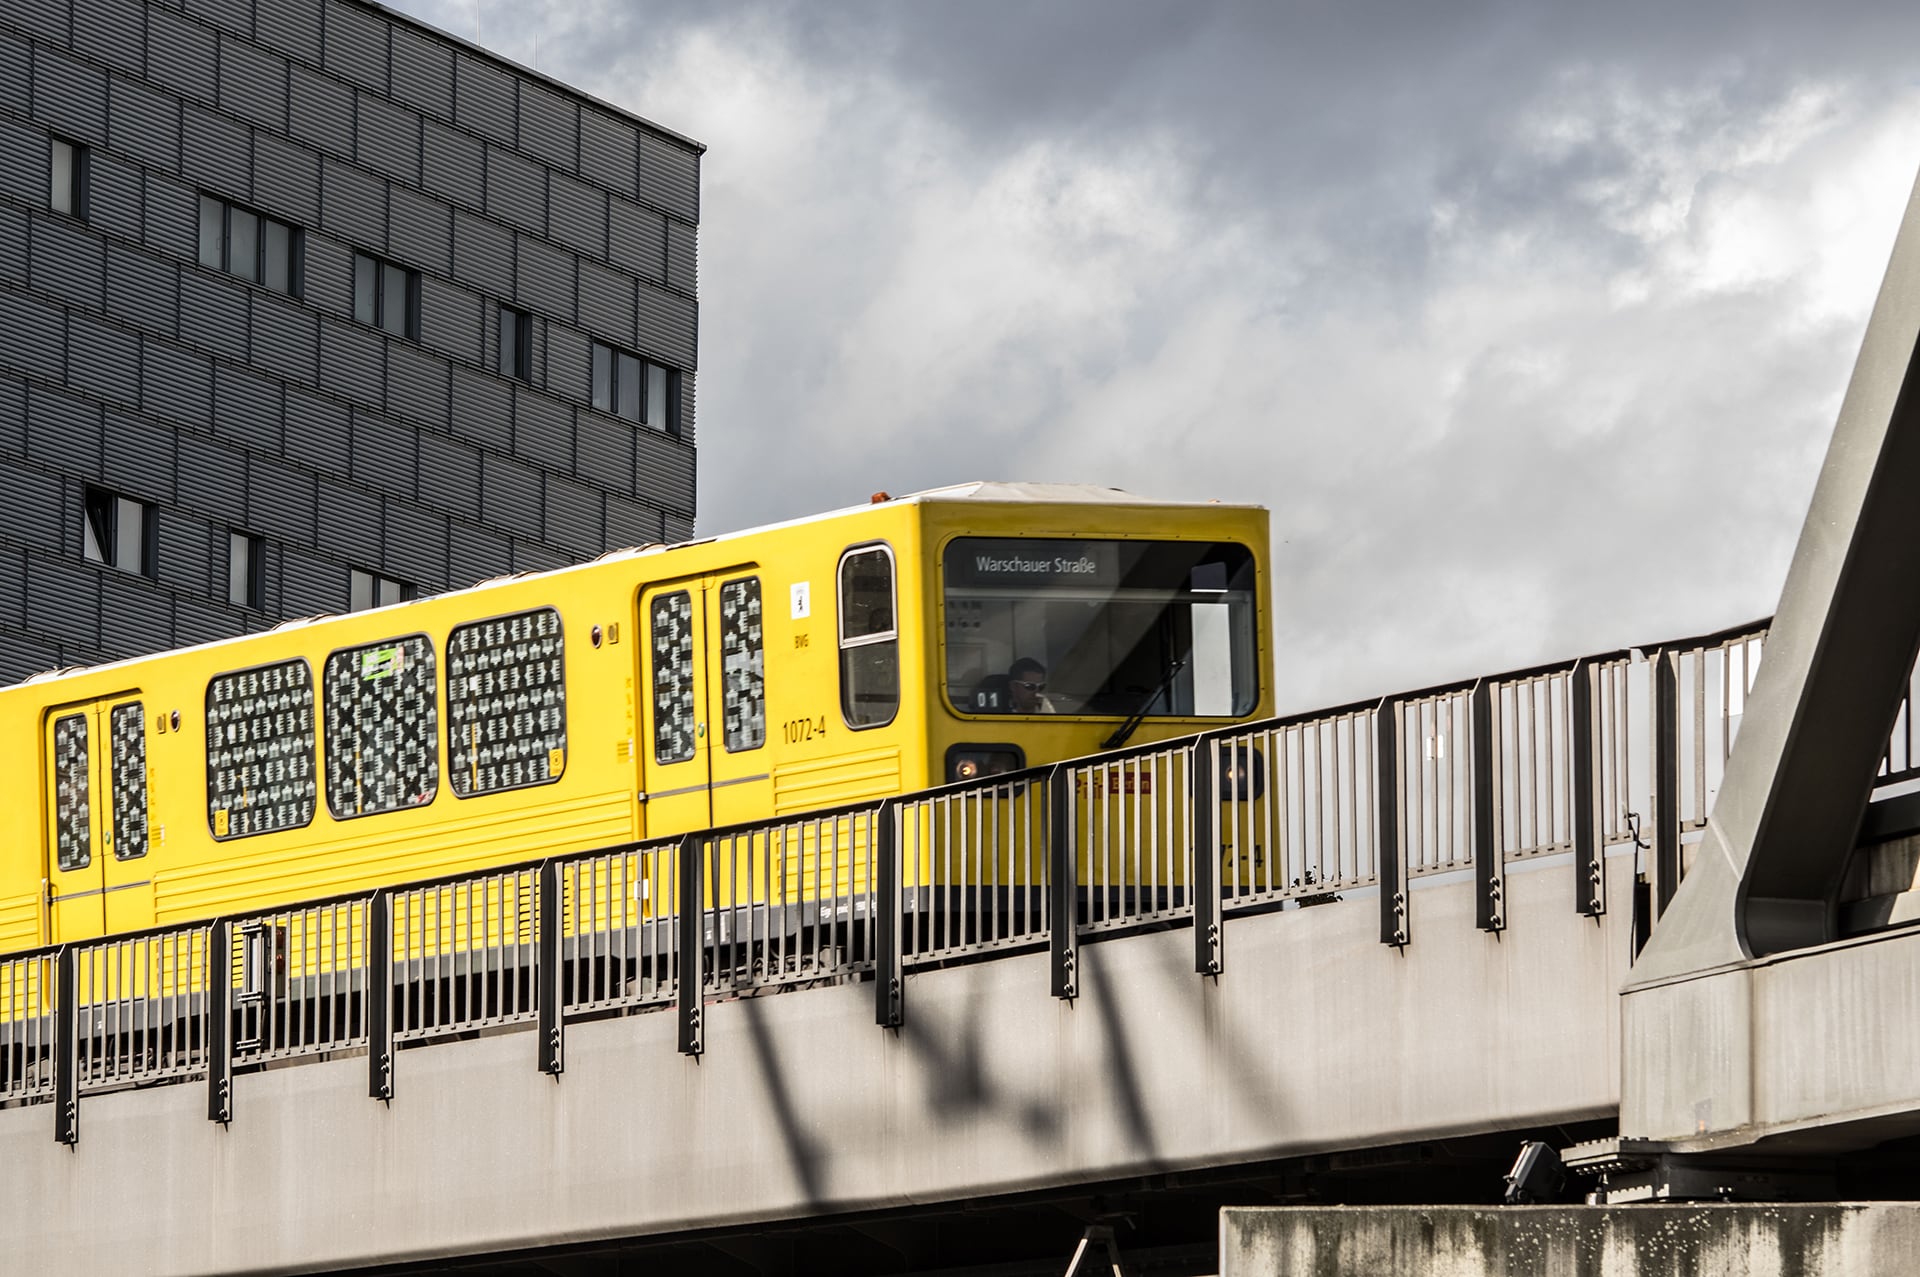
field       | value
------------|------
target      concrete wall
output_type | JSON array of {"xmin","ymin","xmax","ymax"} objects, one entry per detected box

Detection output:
[
  {"xmin": 0, "ymin": 0, "xmax": 700, "ymax": 679},
  {"xmin": 1220, "ymin": 1205, "xmax": 1920, "ymax": 1276},
  {"xmin": 0, "ymin": 856, "xmax": 1636, "ymax": 1275}
]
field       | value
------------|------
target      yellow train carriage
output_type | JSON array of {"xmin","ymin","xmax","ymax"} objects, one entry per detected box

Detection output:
[{"xmin": 0, "ymin": 482, "xmax": 1271, "ymax": 955}]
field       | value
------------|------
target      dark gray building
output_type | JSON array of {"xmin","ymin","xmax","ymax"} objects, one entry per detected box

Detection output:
[{"xmin": 0, "ymin": 0, "xmax": 701, "ymax": 682}]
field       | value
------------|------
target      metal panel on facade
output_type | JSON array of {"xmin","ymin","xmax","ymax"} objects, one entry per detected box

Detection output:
[
  {"xmin": 321, "ymin": 0, "xmax": 389, "ymax": 94},
  {"xmin": 284, "ymin": 387, "xmax": 350, "ymax": 477},
  {"xmin": 481, "ymin": 452, "xmax": 541, "ymax": 532},
  {"xmin": 351, "ymin": 409, "xmax": 419, "ymax": 497},
  {"xmin": 357, "ymin": 91, "xmax": 422, "ymax": 186},
  {"xmin": 548, "ymin": 173, "xmax": 607, "ymax": 260},
  {"xmin": 0, "ymin": 459, "xmax": 63, "ymax": 550},
  {"xmin": 0, "ymin": 206, "xmax": 22, "ymax": 289},
  {"xmin": 516, "ymin": 235, "xmax": 574, "ymax": 321},
  {"xmin": 30, "ymin": 215, "xmax": 106, "ymax": 310},
  {"xmin": 385, "ymin": 342, "xmax": 450, "ymax": 430},
  {"xmin": 317, "ymin": 477, "xmax": 383, "ymax": 563},
  {"xmin": 0, "ymin": 0, "xmax": 68, "ymax": 44},
  {"xmin": 141, "ymin": 174, "xmax": 200, "ymax": 261},
  {"xmin": 99, "ymin": 571, "xmax": 177, "ymax": 660},
  {"xmin": 608, "ymin": 197, "xmax": 665, "ymax": 284},
  {"xmin": 299, "ymin": 232, "xmax": 354, "ymax": 319},
  {"xmin": 321, "ymin": 156, "xmax": 388, "ymax": 250},
  {"xmin": 388, "ymin": 184, "xmax": 452, "ymax": 276},
  {"xmin": 87, "ymin": 152, "xmax": 147, "ymax": 245},
  {"xmin": 663, "ymin": 512, "xmax": 696, "ymax": 542},
  {"xmin": 635, "ymin": 282, "xmax": 697, "ymax": 371},
  {"xmin": 542, "ymin": 323, "xmax": 592, "ymax": 402},
  {"xmin": 288, "ymin": 63, "xmax": 355, "ymax": 159},
  {"xmin": 146, "ymin": 5, "xmax": 218, "ymax": 105},
  {"xmin": 417, "ymin": 275, "xmax": 481, "ymax": 365},
  {"xmin": 637, "ymin": 134, "xmax": 699, "ymax": 224},
  {"xmin": 66, "ymin": 314, "xmax": 141, "ymax": 411},
  {"xmin": 245, "ymin": 456, "xmax": 319, "ymax": 545},
  {"xmin": 415, "ymin": 425, "xmax": 479, "ymax": 507},
  {"xmin": 666, "ymin": 220, "xmax": 698, "ymax": 296},
  {"xmin": 249, "ymin": 293, "xmax": 320, "ymax": 386},
  {"xmin": 183, "ymin": 104, "xmax": 253, "ymax": 201},
  {"xmin": 107, "ymin": 77, "xmax": 182, "ymax": 172},
  {"xmin": 176, "ymin": 432, "xmax": 249, "ymax": 525},
  {"xmin": 140, "ymin": 336, "xmax": 213, "ymax": 426},
  {"xmin": 280, "ymin": 546, "xmax": 347, "ymax": 613},
  {"xmin": 0, "ymin": 375, "xmax": 22, "ymax": 453},
  {"xmin": 172, "ymin": 593, "xmax": 242, "ymax": 647},
  {"xmin": 676, "ymin": 370, "xmax": 696, "ymax": 445},
  {"xmin": 179, "ymin": 271, "xmax": 252, "ymax": 364},
  {"xmin": 27, "ymin": 558, "xmax": 101, "ymax": 653},
  {"xmin": 511, "ymin": 537, "xmax": 567, "ymax": 573},
  {"xmin": 635, "ymin": 429, "xmax": 695, "ymax": 512},
  {"xmin": 0, "ymin": 29, "xmax": 24, "ymax": 115},
  {"xmin": 32, "ymin": 47, "xmax": 110, "ymax": 145},
  {"xmin": 213, "ymin": 363, "xmax": 283, "ymax": 450},
  {"xmin": 26, "ymin": 386, "xmax": 103, "ymax": 473},
  {"xmin": 422, "ymin": 120, "xmax": 483, "ymax": 211},
  {"xmin": 453, "ymin": 54, "xmax": 516, "ymax": 145},
  {"xmin": 253, "ymin": 132, "xmax": 323, "ymax": 226},
  {"xmin": 485, "ymin": 145, "xmax": 546, "ymax": 235},
  {"xmin": 0, "ymin": 628, "xmax": 60, "ymax": 682},
  {"xmin": 512, "ymin": 386, "xmax": 571, "ymax": 471},
  {"xmin": 316, "ymin": 318, "xmax": 385, "ymax": 409},
  {"xmin": 72, "ymin": 0, "xmax": 146, "ymax": 77},
  {"xmin": 218, "ymin": 35, "xmax": 289, "ymax": 132},
  {"xmin": 542, "ymin": 474, "xmax": 600, "ymax": 557},
  {"xmin": 390, "ymin": 27, "xmax": 455, "ymax": 121},
  {"xmin": 0, "ymin": 117, "xmax": 41, "ymax": 205},
  {"xmin": 102, "ymin": 410, "xmax": 178, "ymax": 499},
  {"xmin": 517, "ymin": 84, "xmax": 577, "ymax": 172},
  {"xmin": 255, "ymin": 0, "xmax": 323, "ymax": 66},
  {"xmin": 447, "ymin": 516, "xmax": 511, "ymax": 586},
  {"xmin": 185, "ymin": 0, "xmax": 253, "ymax": 37},
  {"xmin": 381, "ymin": 499, "xmax": 447, "ymax": 588},
  {"xmin": 4, "ymin": 290, "xmax": 65, "ymax": 383},
  {"xmin": 580, "ymin": 109, "xmax": 637, "ymax": 199},
  {"xmin": 449, "ymin": 363, "xmax": 512, "ymax": 452},
  {"xmin": 450, "ymin": 209, "xmax": 513, "ymax": 297},
  {"xmin": 605, "ymin": 495, "xmax": 663, "ymax": 548},
  {"xmin": 0, "ymin": 549, "xmax": 22, "ymax": 628}
]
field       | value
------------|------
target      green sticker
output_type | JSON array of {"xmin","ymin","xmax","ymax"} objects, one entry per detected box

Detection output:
[{"xmin": 361, "ymin": 645, "xmax": 404, "ymax": 680}]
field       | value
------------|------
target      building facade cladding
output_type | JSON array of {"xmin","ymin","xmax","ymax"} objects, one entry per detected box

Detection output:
[{"xmin": 0, "ymin": 0, "xmax": 701, "ymax": 684}]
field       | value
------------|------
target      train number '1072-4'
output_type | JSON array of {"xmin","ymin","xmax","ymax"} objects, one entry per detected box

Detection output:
[{"xmin": 782, "ymin": 716, "xmax": 828, "ymax": 745}]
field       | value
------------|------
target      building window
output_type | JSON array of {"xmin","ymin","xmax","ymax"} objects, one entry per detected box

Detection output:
[
  {"xmin": 591, "ymin": 341, "xmax": 677, "ymax": 433},
  {"xmin": 229, "ymin": 531, "xmax": 264, "ymax": 610},
  {"xmin": 82, "ymin": 487, "xmax": 156, "ymax": 578},
  {"xmin": 50, "ymin": 137, "xmax": 86, "ymax": 218},
  {"xmin": 354, "ymin": 252, "xmax": 419, "ymax": 339},
  {"xmin": 349, "ymin": 568, "xmax": 412, "ymax": 612},
  {"xmin": 499, "ymin": 304, "xmax": 531, "ymax": 382},
  {"xmin": 198, "ymin": 195, "xmax": 299, "ymax": 294}
]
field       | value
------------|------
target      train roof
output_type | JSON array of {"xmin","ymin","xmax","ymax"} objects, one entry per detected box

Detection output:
[{"xmin": 7, "ymin": 483, "xmax": 1263, "ymax": 691}]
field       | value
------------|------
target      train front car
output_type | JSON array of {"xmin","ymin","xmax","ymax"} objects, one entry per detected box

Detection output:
[{"xmin": 919, "ymin": 483, "xmax": 1272, "ymax": 784}]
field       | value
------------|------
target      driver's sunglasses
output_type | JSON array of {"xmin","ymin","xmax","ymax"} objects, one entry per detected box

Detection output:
[{"xmin": 1012, "ymin": 679, "xmax": 1046, "ymax": 692}]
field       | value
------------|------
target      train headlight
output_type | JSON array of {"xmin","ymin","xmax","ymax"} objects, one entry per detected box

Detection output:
[
  {"xmin": 947, "ymin": 744, "xmax": 1024, "ymax": 784},
  {"xmin": 1219, "ymin": 744, "xmax": 1266, "ymax": 801}
]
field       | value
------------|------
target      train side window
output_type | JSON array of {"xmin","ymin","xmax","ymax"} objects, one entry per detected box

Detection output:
[
  {"xmin": 651, "ymin": 590, "xmax": 696, "ymax": 763},
  {"xmin": 206, "ymin": 659, "xmax": 317, "ymax": 839},
  {"xmin": 447, "ymin": 607, "xmax": 567, "ymax": 796},
  {"xmin": 323, "ymin": 635, "xmax": 439, "ymax": 818},
  {"xmin": 719, "ymin": 577, "xmax": 765, "ymax": 752},
  {"xmin": 838, "ymin": 546, "xmax": 899, "ymax": 729},
  {"xmin": 52, "ymin": 712, "xmax": 90, "ymax": 870},
  {"xmin": 109, "ymin": 702, "xmax": 148, "ymax": 860}
]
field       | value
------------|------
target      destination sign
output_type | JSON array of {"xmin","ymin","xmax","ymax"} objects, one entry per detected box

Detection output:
[{"xmin": 947, "ymin": 539, "xmax": 1121, "ymax": 588}]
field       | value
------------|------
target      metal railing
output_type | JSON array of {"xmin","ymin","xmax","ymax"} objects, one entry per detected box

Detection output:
[{"xmin": 7, "ymin": 617, "xmax": 1826, "ymax": 1144}]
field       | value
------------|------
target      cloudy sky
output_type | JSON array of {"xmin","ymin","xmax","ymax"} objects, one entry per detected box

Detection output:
[{"xmin": 395, "ymin": 0, "xmax": 1920, "ymax": 712}]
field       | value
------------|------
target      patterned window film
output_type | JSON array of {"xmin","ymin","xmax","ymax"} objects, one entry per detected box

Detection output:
[
  {"xmin": 324, "ymin": 636, "xmax": 439, "ymax": 818},
  {"xmin": 109, "ymin": 702, "xmax": 148, "ymax": 861},
  {"xmin": 447, "ymin": 607, "xmax": 567, "ymax": 796},
  {"xmin": 206, "ymin": 660, "xmax": 318, "ymax": 839},
  {"xmin": 720, "ymin": 578, "xmax": 765, "ymax": 752},
  {"xmin": 52, "ymin": 712, "xmax": 90, "ymax": 871},
  {"xmin": 651, "ymin": 590, "xmax": 696, "ymax": 764}
]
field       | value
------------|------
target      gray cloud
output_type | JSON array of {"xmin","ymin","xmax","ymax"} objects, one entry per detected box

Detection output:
[{"xmin": 395, "ymin": 0, "xmax": 1920, "ymax": 708}]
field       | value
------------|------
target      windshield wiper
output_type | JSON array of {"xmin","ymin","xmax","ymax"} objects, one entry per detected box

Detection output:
[{"xmin": 1101, "ymin": 657, "xmax": 1185, "ymax": 751}]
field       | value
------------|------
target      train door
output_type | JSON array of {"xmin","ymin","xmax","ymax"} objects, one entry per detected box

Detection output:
[
  {"xmin": 43, "ymin": 697, "xmax": 151, "ymax": 942},
  {"xmin": 638, "ymin": 572, "xmax": 771, "ymax": 837}
]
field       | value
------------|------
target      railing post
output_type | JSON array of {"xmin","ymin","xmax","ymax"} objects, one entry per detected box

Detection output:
[
  {"xmin": 537, "ymin": 860, "xmax": 563, "ymax": 1077},
  {"xmin": 1049, "ymin": 763, "xmax": 1078, "ymax": 1000},
  {"xmin": 875, "ymin": 801, "xmax": 903, "ymax": 1028},
  {"xmin": 1192, "ymin": 740, "xmax": 1222, "ymax": 976},
  {"xmin": 207, "ymin": 920, "xmax": 233, "ymax": 1124},
  {"xmin": 367, "ymin": 889, "xmax": 393, "ymax": 1102},
  {"xmin": 1653, "ymin": 648, "xmax": 1682, "ymax": 916},
  {"xmin": 53, "ymin": 945, "xmax": 77, "ymax": 1146},
  {"xmin": 677, "ymin": 833, "xmax": 705, "ymax": 1056},
  {"xmin": 1377, "ymin": 699, "xmax": 1408, "ymax": 947},
  {"xmin": 1471, "ymin": 679, "xmax": 1504, "ymax": 932},
  {"xmin": 1571, "ymin": 660, "xmax": 1605, "ymax": 917}
]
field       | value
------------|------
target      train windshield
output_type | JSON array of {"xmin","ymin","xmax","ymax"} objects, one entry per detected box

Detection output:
[{"xmin": 943, "ymin": 538, "xmax": 1258, "ymax": 718}]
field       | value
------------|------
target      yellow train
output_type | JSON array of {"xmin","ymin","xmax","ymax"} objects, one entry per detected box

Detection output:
[{"xmin": 0, "ymin": 482, "xmax": 1270, "ymax": 955}]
